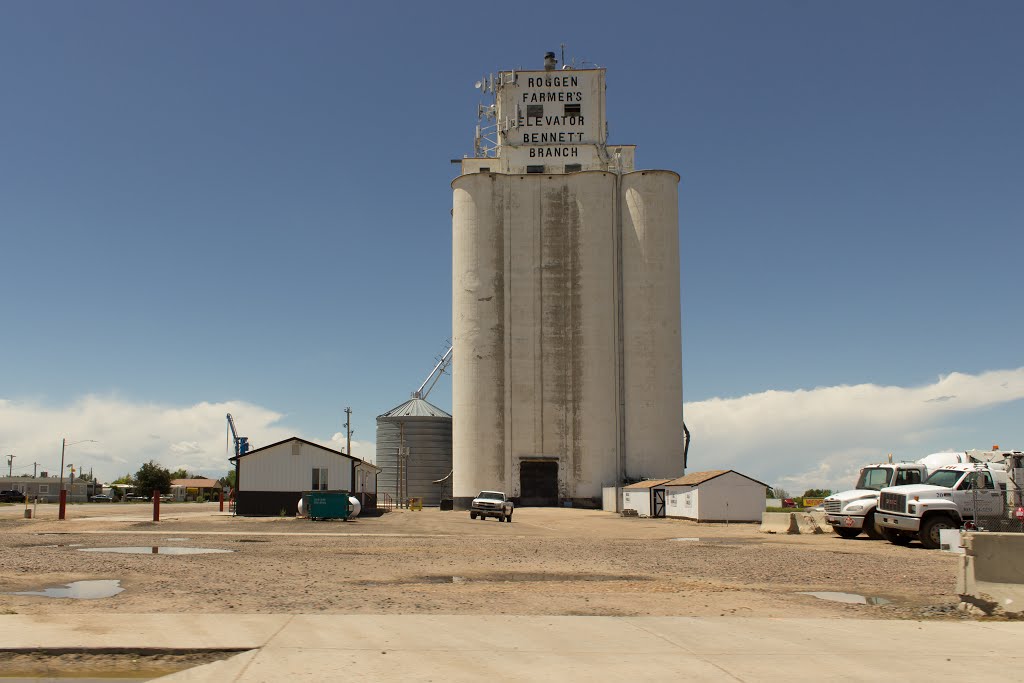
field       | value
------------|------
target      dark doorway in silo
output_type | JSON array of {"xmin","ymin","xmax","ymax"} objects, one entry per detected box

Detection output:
[{"xmin": 519, "ymin": 461, "xmax": 558, "ymax": 506}]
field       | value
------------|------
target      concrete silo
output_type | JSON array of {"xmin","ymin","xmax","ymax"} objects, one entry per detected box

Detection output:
[
  {"xmin": 375, "ymin": 398, "xmax": 453, "ymax": 507},
  {"xmin": 452, "ymin": 53, "xmax": 684, "ymax": 508}
]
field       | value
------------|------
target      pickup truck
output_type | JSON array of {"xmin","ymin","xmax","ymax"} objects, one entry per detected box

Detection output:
[
  {"xmin": 875, "ymin": 463, "xmax": 1007, "ymax": 549},
  {"xmin": 469, "ymin": 491, "xmax": 514, "ymax": 523},
  {"xmin": 0, "ymin": 490, "xmax": 26, "ymax": 503}
]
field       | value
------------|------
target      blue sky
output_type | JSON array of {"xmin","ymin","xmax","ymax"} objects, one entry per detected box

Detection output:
[{"xmin": 1, "ymin": 1, "xmax": 1021, "ymax": 490}]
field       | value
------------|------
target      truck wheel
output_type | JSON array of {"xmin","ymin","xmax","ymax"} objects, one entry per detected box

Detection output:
[
  {"xmin": 920, "ymin": 516, "xmax": 955, "ymax": 550},
  {"xmin": 498, "ymin": 514, "xmax": 506, "ymax": 522},
  {"xmin": 470, "ymin": 512, "xmax": 477, "ymax": 519},
  {"xmin": 880, "ymin": 526, "xmax": 912, "ymax": 546},
  {"xmin": 863, "ymin": 512, "xmax": 884, "ymax": 540},
  {"xmin": 506, "ymin": 513, "xmax": 512, "ymax": 523},
  {"xmin": 835, "ymin": 527, "xmax": 861, "ymax": 539}
]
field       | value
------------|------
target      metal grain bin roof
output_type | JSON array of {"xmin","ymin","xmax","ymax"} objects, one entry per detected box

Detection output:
[{"xmin": 377, "ymin": 398, "xmax": 451, "ymax": 419}]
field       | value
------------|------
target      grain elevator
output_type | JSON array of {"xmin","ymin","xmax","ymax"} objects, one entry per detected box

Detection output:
[{"xmin": 452, "ymin": 52, "xmax": 683, "ymax": 508}]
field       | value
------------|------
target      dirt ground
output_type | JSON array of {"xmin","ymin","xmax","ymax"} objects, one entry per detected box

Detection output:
[{"xmin": 0, "ymin": 502, "xmax": 965, "ymax": 621}]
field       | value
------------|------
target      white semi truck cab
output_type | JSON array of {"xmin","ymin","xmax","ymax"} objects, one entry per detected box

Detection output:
[
  {"xmin": 875, "ymin": 463, "xmax": 1008, "ymax": 549},
  {"xmin": 824, "ymin": 452, "xmax": 970, "ymax": 539}
]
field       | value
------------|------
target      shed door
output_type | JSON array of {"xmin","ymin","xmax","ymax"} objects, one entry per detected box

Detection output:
[{"xmin": 653, "ymin": 489, "xmax": 666, "ymax": 518}]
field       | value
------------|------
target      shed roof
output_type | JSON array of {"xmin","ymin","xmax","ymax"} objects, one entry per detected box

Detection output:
[
  {"xmin": 170, "ymin": 478, "xmax": 222, "ymax": 489},
  {"xmin": 622, "ymin": 479, "xmax": 673, "ymax": 490},
  {"xmin": 664, "ymin": 470, "xmax": 768, "ymax": 488},
  {"xmin": 377, "ymin": 397, "xmax": 452, "ymax": 419},
  {"xmin": 229, "ymin": 437, "xmax": 361, "ymax": 463}
]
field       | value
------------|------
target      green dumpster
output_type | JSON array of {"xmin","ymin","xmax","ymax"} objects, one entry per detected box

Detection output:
[{"xmin": 303, "ymin": 491, "xmax": 352, "ymax": 521}]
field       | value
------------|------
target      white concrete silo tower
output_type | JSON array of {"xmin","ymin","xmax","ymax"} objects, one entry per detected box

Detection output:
[{"xmin": 452, "ymin": 52, "xmax": 683, "ymax": 508}]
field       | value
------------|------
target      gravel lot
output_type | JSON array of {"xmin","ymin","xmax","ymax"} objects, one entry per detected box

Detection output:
[{"xmin": 0, "ymin": 502, "xmax": 964, "ymax": 620}]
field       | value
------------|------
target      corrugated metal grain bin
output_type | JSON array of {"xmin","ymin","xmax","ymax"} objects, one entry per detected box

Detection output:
[{"xmin": 376, "ymin": 398, "xmax": 452, "ymax": 507}]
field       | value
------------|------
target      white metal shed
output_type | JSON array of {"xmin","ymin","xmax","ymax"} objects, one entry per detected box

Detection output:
[
  {"xmin": 230, "ymin": 437, "xmax": 378, "ymax": 516},
  {"xmin": 663, "ymin": 470, "xmax": 767, "ymax": 522},
  {"xmin": 621, "ymin": 479, "xmax": 672, "ymax": 517}
]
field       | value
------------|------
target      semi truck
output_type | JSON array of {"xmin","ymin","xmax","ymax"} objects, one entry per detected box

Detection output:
[{"xmin": 823, "ymin": 452, "xmax": 971, "ymax": 539}]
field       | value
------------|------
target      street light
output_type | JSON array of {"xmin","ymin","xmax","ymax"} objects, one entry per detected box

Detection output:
[{"xmin": 60, "ymin": 439, "xmax": 97, "ymax": 494}]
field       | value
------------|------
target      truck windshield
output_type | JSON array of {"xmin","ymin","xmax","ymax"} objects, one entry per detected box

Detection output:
[
  {"xmin": 924, "ymin": 470, "xmax": 963, "ymax": 488},
  {"xmin": 856, "ymin": 467, "xmax": 894, "ymax": 491},
  {"xmin": 479, "ymin": 492, "xmax": 503, "ymax": 500}
]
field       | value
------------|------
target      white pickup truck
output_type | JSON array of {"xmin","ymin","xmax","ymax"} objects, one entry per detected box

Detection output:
[
  {"xmin": 824, "ymin": 452, "xmax": 969, "ymax": 539},
  {"xmin": 469, "ymin": 491, "xmax": 514, "ymax": 523},
  {"xmin": 875, "ymin": 463, "xmax": 1007, "ymax": 548}
]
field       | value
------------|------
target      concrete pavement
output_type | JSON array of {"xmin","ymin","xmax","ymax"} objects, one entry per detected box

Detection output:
[{"xmin": 3, "ymin": 614, "xmax": 1023, "ymax": 681}]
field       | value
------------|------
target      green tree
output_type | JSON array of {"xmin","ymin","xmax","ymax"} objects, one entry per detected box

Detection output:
[
  {"xmin": 802, "ymin": 488, "xmax": 832, "ymax": 498},
  {"xmin": 135, "ymin": 461, "xmax": 172, "ymax": 495},
  {"xmin": 111, "ymin": 474, "xmax": 134, "ymax": 484},
  {"xmin": 220, "ymin": 470, "xmax": 236, "ymax": 490},
  {"xmin": 169, "ymin": 468, "xmax": 192, "ymax": 480}
]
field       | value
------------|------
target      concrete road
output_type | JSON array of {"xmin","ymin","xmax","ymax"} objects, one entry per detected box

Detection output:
[{"xmin": 2, "ymin": 613, "xmax": 1022, "ymax": 682}]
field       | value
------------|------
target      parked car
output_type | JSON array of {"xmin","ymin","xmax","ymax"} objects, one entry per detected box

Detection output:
[
  {"xmin": 160, "ymin": 494, "xmax": 173, "ymax": 502},
  {"xmin": 0, "ymin": 490, "xmax": 26, "ymax": 503},
  {"xmin": 89, "ymin": 494, "xmax": 114, "ymax": 502},
  {"xmin": 127, "ymin": 494, "xmax": 151, "ymax": 502}
]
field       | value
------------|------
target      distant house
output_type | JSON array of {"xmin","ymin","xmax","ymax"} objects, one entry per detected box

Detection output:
[
  {"xmin": 229, "ymin": 437, "xmax": 380, "ymax": 516},
  {"xmin": 0, "ymin": 476, "xmax": 88, "ymax": 503},
  {"xmin": 170, "ymin": 478, "xmax": 223, "ymax": 502},
  {"xmin": 663, "ymin": 470, "xmax": 768, "ymax": 522}
]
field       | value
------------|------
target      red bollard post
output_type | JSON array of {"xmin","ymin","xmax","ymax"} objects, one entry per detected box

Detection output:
[
  {"xmin": 219, "ymin": 491, "xmax": 224, "ymax": 512},
  {"xmin": 59, "ymin": 489, "xmax": 67, "ymax": 520},
  {"xmin": 153, "ymin": 489, "xmax": 160, "ymax": 522}
]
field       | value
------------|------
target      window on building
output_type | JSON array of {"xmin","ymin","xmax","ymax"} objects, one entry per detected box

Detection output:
[
  {"xmin": 479, "ymin": 167, "xmax": 490, "ymax": 173},
  {"xmin": 311, "ymin": 468, "xmax": 328, "ymax": 491},
  {"xmin": 526, "ymin": 165, "xmax": 545, "ymax": 174},
  {"xmin": 564, "ymin": 103, "xmax": 581, "ymax": 116},
  {"xmin": 564, "ymin": 164, "xmax": 582, "ymax": 173},
  {"xmin": 526, "ymin": 104, "xmax": 543, "ymax": 119},
  {"xmin": 39, "ymin": 484, "xmax": 49, "ymax": 494}
]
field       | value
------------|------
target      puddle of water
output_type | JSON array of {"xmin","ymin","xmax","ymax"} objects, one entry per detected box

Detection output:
[
  {"xmin": 361, "ymin": 572, "xmax": 651, "ymax": 586},
  {"xmin": 798, "ymin": 591, "xmax": 891, "ymax": 605},
  {"xmin": 79, "ymin": 546, "xmax": 233, "ymax": 555},
  {"xmin": 234, "ymin": 538, "xmax": 269, "ymax": 543},
  {"xmin": 37, "ymin": 543, "xmax": 85, "ymax": 548},
  {"xmin": 165, "ymin": 537, "xmax": 191, "ymax": 541},
  {"xmin": 11, "ymin": 579, "xmax": 123, "ymax": 599},
  {"xmin": 667, "ymin": 537, "xmax": 747, "ymax": 546}
]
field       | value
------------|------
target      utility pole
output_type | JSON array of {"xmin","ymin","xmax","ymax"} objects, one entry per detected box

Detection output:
[
  {"xmin": 343, "ymin": 407, "xmax": 353, "ymax": 456},
  {"xmin": 6, "ymin": 454, "xmax": 13, "ymax": 477},
  {"xmin": 33, "ymin": 462, "xmax": 39, "ymax": 477}
]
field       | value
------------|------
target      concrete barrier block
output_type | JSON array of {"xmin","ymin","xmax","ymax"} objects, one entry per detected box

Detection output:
[
  {"xmin": 795, "ymin": 513, "xmax": 825, "ymax": 534},
  {"xmin": 958, "ymin": 532, "xmax": 1024, "ymax": 615},
  {"xmin": 760, "ymin": 512, "xmax": 798, "ymax": 534},
  {"xmin": 807, "ymin": 511, "xmax": 833, "ymax": 533}
]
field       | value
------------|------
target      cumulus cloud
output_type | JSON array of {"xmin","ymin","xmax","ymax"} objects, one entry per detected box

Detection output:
[
  {"xmin": 0, "ymin": 395, "xmax": 376, "ymax": 482},
  {"xmin": 3, "ymin": 367, "xmax": 1020, "ymax": 491},
  {"xmin": 683, "ymin": 367, "xmax": 1024, "ymax": 494}
]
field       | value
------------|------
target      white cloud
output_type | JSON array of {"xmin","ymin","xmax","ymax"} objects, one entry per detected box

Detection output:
[
  {"xmin": 3, "ymin": 367, "xmax": 1020, "ymax": 491},
  {"xmin": 683, "ymin": 367, "xmax": 1024, "ymax": 494},
  {"xmin": 0, "ymin": 395, "xmax": 376, "ymax": 482}
]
